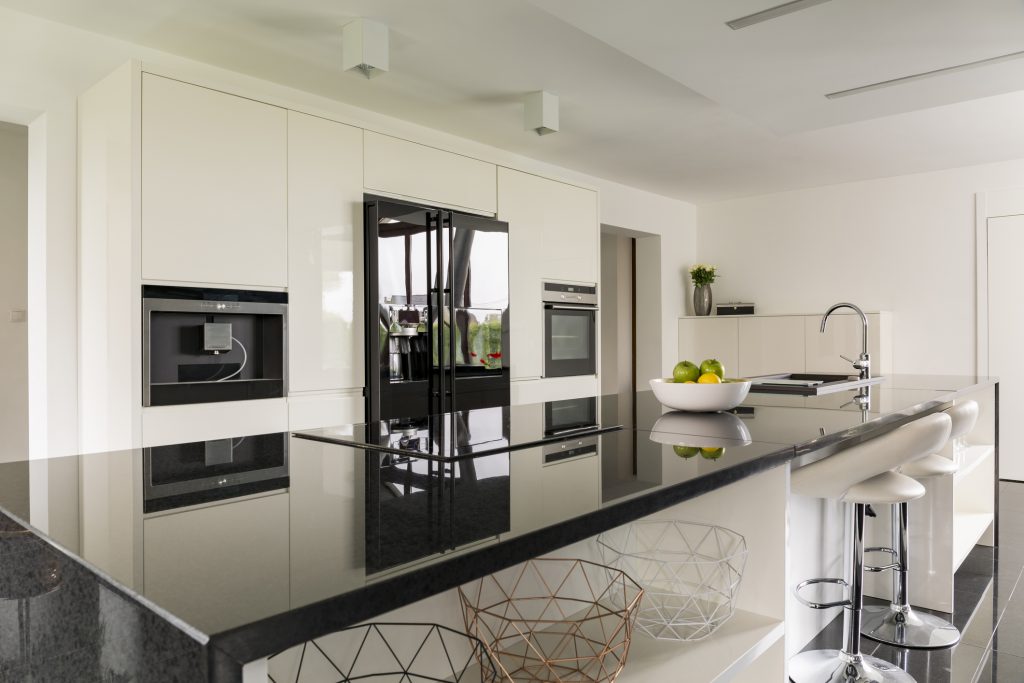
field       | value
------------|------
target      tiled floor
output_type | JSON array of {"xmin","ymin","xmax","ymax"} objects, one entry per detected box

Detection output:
[{"xmin": 803, "ymin": 481, "xmax": 1024, "ymax": 682}]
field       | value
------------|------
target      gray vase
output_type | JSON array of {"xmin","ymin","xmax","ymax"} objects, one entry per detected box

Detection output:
[{"xmin": 693, "ymin": 285, "xmax": 713, "ymax": 316}]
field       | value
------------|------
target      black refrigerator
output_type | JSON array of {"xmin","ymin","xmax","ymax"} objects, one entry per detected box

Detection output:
[{"xmin": 365, "ymin": 197, "xmax": 510, "ymax": 422}]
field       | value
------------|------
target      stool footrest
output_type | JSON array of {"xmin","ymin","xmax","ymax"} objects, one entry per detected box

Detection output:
[
  {"xmin": 864, "ymin": 546, "xmax": 901, "ymax": 573},
  {"xmin": 794, "ymin": 577, "xmax": 851, "ymax": 610}
]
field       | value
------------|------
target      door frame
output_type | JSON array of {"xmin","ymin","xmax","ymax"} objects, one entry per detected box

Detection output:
[{"xmin": 975, "ymin": 189, "xmax": 1024, "ymax": 376}]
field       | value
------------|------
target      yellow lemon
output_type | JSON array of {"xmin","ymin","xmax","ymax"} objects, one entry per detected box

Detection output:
[
  {"xmin": 697, "ymin": 372, "xmax": 722, "ymax": 384},
  {"xmin": 684, "ymin": 380, "xmax": 696, "ymax": 384}
]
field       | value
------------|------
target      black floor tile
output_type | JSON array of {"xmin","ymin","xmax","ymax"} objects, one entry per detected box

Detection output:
[{"xmin": 795, "ymin": 482, "xmax": 1024, "ymax": 682}]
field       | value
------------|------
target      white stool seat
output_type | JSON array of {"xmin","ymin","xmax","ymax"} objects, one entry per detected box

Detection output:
[
  {"xmin": 791, "ymin": 413, "xmax": 952, "ymax": 500},
  {"xmin": 900, "ymin": 453, "xmax": 958, "ymax": 479},
  {"xmin": 946, "ymin": 401, "xmax": 979, "ymax": 440},
  {"xmin": 844, "ymin": 471, "xmax": 926, "ymax": 505}
]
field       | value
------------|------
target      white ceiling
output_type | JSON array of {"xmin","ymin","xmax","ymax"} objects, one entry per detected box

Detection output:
[{"xmin": 6, "ymin": 0, "xmax": 1024, "ymax": 203}]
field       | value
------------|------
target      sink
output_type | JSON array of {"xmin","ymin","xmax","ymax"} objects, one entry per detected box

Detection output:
[{"xmin": 748, "ymin": 373, "xmax": 885, "ymax": 396}]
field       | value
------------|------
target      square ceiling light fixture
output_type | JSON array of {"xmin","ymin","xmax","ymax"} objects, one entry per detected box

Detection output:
[
  {"xmin": 525, "ymin": 91, "xmax": 559, "ymax": 135},
  {"xmin": 342, "ymin": 18, "xmax": 389, "ymax": 78}
]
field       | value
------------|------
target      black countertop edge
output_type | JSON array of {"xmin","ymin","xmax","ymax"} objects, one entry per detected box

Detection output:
[
  {"xmin": 0, "ymin": 505, "xmax": 211, "ymax": 648},
  {"xmin": 290, "ymin": 424, "xmax": 624, "ymax": 461},
  {"xmin": 790, "ymin": 397, "xmax": 955, "ymax": 468},
  {"xmin": 207, "ymin": 446, "xmax": 796, "ymax": 665}
]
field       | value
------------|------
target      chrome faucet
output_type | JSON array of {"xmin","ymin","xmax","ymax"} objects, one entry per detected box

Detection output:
[{"xmin": 820, "ymin": 302, "xmax": 870, "ymax": 380}]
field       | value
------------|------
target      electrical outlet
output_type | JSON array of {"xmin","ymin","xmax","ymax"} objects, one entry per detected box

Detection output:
[{"xmin": 9, "ymin": 310, "xmax": 26, "ymax": 323}]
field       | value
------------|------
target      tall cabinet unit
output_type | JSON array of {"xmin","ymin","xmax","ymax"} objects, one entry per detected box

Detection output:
[
  {"xmin": 140, "ymin": 74, "xmax": 288, "ymax": 287},
  {"xmin": 287, "ymin": 111, "xmax": 365, "ymax": 428},
  {"xmin": 498, "ymin": 168, "xmax": 599, "ymax": 401},
  {"xmin": 78, "ymin": 64, "xmax": 369, "ymax": 450}
]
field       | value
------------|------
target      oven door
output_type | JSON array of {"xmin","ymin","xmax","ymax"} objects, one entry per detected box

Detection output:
[{"xmin": 543, "ymin": 304, "xmax": 597, "ymax": 378}]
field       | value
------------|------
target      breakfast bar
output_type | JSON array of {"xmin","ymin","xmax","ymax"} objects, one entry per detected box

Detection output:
[{"xmin": 0, "ymin": 375, "xmax": 997, "ymax": 681}]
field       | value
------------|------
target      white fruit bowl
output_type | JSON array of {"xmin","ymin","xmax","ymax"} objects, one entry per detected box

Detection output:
[{"xmin": 649, "ymin": 378, "xmax": 751, "ymax": 413}]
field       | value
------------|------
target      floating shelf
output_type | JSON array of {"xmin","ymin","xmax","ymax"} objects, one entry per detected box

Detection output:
[
  {"xmin": 953, "ymin": 511, "xmax": 995, "ymax": 571},
  {"xmin": 617, "ymin": 609, "xmax": 785, "ymax": 683}
]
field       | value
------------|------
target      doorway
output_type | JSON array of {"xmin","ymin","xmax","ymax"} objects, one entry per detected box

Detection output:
[
  {"xmin": 0, "ymin": 121, "xmax": 28, "ymax": 463},
  {"xmin": 600, "ymin": 232, "xmax": 635, "ymax": 398}
]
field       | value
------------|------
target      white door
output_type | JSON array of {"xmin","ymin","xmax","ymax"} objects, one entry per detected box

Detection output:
[{"xmin": 988, "ymin": 215, "xmax": 1024, "ymax": 481}]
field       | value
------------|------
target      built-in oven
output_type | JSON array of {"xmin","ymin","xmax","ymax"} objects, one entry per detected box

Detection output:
[{"xmin": 542, "ymin": 282, "xmax": 598, "ymax": 378}]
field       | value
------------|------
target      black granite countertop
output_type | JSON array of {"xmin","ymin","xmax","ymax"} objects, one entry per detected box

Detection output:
[{"xmin": 0, "ymin": 374, "xmax": 997, "ymax": 681}]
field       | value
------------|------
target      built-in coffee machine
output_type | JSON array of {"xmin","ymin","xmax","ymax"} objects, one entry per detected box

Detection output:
[{"xmin": 142, "ymin": 285, "xmax": 287, "ymax": 406}]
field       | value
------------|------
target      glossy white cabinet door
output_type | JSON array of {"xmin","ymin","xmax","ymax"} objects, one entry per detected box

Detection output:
[
  {"xmin": 677, "ymin": 318, "xmax": 739, "ymax": 378},
  {"xmin": 287, "ymin": 112, "xmax": 364, "ymax": 394},
  {"xmin": 143, "ymin": 492, "xmax": 290, "ymax": 634},
  {"xmin": 141, "ymin": 74, "xmax": 287, "ymax": 287},
  {"xmin": 510, "ymin": 448, "xmax": 600, "ymax": 535},
  {"xmin": 499, "ymin": 168, "xmax": 544, "ymax": 379},
  {"xmin": 289, "ymin": 436, "xmax": 364, "ymax": 608},
  {"xmin": 287, "ymin": 392, "xmax": 363, "ymax": 431},
  {"xmin": 364, "ymin": 131, "xmax": 496, "ymax": 213},
  {"xmin": 499, "ymin": 168, "xmax": 600, "ymax": 379},
  {"xmin": 738, "ymin": 316, "xmax": 804, "ymax": 377},
  {"xmin": 141, "ymin": 398, "xmax": 288, "ymax": 447}
]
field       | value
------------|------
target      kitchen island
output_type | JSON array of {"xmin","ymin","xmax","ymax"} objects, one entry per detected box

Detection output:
[{"xmin": 0, "ymin": 375, "xmax": 997, "ymax": 681}]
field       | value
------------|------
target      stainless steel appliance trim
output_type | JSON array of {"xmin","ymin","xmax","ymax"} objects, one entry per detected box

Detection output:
[
  {"xmin": 541, "ymin": 434, "xmax": 600, "ymax": 463},
  {"xmin": 141, "ymin": 295, "xmax": 289, "ymax": 407},
  {"xmin": 542, "ymin": 286, "xmax": 598, "ymax": 307},
  {"xmin": 544, "ymin": 304, "xmax": 600, "ymax": 311}
]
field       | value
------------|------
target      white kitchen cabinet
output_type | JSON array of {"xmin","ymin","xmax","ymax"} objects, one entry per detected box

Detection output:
[
  {"xmin": 141, "ymin": 73, "xmax": 288, "ymax": 287},
  {"xmin": 499, "ymin": 168, "xmax": 600, "ymax": 380},
  {"xmin": 738, "ymin": 316, "xmax": 804, "ymax": 377},
  {"xmin": 143, "ymin": 492, "xmax": 290, "ymax": 634},
  {"xmin": 678, "ymin": 318, "xmax": 739, "ymax": 377},
  {"xmin": 363, "ymin": 131, "xmax": 496, "ymax": 213},
  {"xmin": 287, "ymin": 112, "xmax": 364, "ymax": 394},
  {"xmin": 289, "ymin": 436, "xmax": 364, "ymax": 608},
  {"xmin": 510, "ymin": 447, "xmax": 600, "ymax": 535},
  {"xmin": 141, "ymin": 398, "xmax": 288, "ymax": 447},
  {"xmin": 287, "ymin": 391, "xmax": 363, "ymax": 431},
  {"xmin": 679, "ymin": 313, "xmax": 891, "ymax": 379}
]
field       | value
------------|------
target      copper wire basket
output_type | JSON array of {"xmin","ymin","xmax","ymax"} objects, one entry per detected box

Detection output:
[
  {"xmin": 267, "ymin": 622, "xmax": 500, "ymax": 682},
  {"xmin": 458, "ymin": 558, "xmax": 644, "ymax": 682}
]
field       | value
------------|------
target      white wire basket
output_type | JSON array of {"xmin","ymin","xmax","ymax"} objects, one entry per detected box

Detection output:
[{"xmin": 597, "ymin": 520, "xmax": 748, "ymax": 641}]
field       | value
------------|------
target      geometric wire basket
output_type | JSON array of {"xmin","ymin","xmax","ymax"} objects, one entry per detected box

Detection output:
[
  {"xmin": 266, "ymin": 622, "xmax": 501, "ymax": 682},
  {"xmin": 458, "ymin": 558, "xmax": 644, "ymax": 682},
  {"xmin": 597, "ymin": 521, "xmax": 748, "ymax": 642}
]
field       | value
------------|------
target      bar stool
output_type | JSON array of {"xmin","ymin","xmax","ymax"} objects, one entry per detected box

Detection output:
[
  {"xmin": 789, "ymin": 412, "xmax": 952, "ymax": 683},
  {"xmin": 860, "ymin": 401, "xmax": 979, "ymax": 650}
]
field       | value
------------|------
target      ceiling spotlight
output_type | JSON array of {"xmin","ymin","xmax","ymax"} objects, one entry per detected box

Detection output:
[
  {"xmin": 525, "ymin": 91, "xmax": 559, "ymax": 136},
  {"xmin": 342, "ymin": 18, "xmax": 389, "ymax": 78}
]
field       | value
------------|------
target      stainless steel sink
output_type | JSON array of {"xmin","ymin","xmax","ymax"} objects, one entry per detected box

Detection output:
[{"xmin": 747, "ymin": 373, "xmax": 885, "ymax": 396}]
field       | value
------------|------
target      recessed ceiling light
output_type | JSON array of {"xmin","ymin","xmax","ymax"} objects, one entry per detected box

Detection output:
[
  {"xmin": 726, "ymin": 0, "xmax": 835, "ymax": 30},
  {"xmin": 826, "ymin": 49, "xmax": 1024, "ymax": 99}
]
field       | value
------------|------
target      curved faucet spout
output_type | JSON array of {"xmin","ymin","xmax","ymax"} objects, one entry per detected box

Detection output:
[{"xmin": 820, "ymin": 302, "xmax": 870, "ymax": 379}]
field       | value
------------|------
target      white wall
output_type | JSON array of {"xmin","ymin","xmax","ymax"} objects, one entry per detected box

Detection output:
[
  {"xmin": 0, "ymin": 5, "xmax": 697, "ymax": 455},
  {"xmin": 0, "ymin": 122, "xmax": 28, "ymax": 462},
  {"xmin": 699, "ymin": 159, "xmax": 1024, "ymax": 375}
]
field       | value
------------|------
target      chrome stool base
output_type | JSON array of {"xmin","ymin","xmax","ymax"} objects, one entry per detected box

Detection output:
[
  {"xmin": 789, "ymin": 649, "xmax": 916, "ymax": 683},
  {"xmin": 860, "ymin": 605, "xmax": 960, "ymax": 649}
]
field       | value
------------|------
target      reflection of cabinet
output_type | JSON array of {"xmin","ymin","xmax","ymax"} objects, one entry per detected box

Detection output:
[
  {"xmin": 499, "ymin": 168, "xmax": 599, "ymax": 381},
  {"xmin": 143, "ymin": 492, "xmax": 290, "ymax": 633},
  {"xmin": 141, "ymin": 74, "xmax": 288, "ymax": 287},
  {"xmin": 510, "ymin": 447, "xmax": 600, "ymax": 535},
  {"xmin": 678, "ymin": 312, "xmax": 892, "ymax": 377},
  {"xmin": 364, "ymin": 131, "xmax": 496, "ymax": 213},
  {"xmin": 287, "ymin": 112, "xmax": 364, "ymax": 394}
]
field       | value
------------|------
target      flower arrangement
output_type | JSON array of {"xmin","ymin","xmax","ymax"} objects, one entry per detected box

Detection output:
[{"xmin": 689, "ymin": 264, "xmax": 718, "ymax": 287}]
